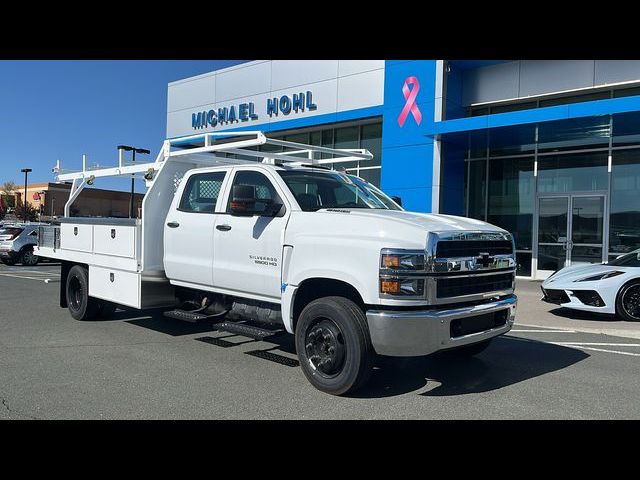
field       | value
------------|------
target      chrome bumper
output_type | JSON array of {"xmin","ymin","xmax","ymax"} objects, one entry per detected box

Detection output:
[{"xmin": 366, "ymin": 295, "xmax": 517, "ymax": 357}]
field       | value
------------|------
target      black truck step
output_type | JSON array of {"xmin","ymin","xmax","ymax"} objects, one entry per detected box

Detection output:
[
  {"xmin": 213, "ymin": 321, "xmax": 283, "ymax": 340},
  {"xmin": 163, "ymin": 309, "xmax": 215, "ymax": 323}
]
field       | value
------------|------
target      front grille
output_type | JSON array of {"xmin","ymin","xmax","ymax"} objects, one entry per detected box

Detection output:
[
  {"xmin": 541, "ymin": 288, "xmax": 570, "ymax": 304},
  {"xmin": 450, "ymin": 309, "xmax": 508, "ymax": 338},
  {"xmin": 572, "ymin": 290, "xmax": 606, "ymax": 307},
  {"xmin": 437, "ymin": 272, "xmax": 513, "ymax": 298},
  {"xmin": 435, "ymin": 240, "xmax": 513, "ymax": 258}
]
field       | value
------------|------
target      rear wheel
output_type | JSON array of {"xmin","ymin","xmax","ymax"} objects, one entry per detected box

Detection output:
[
  {"xmin": 66, "ymin": 265, "xmax": 99, "ymax": 320},
  {"xmin": 20, "ymin": 248, "xmax": 39, "ymax": 266},
  {"xmin": 1, "ymin": 258, "xmax": 16, "ymax": 266},
  {"xmin": 616, "ymin": 280, "xmax": 640, "ymax": 322},
  {"xmin": 295, "ymin": 296, "xmax": 374, "ymax": 396}
]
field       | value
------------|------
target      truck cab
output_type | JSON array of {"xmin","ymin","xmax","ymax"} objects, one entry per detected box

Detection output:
[{"xmin": 36, "ymin": 132, "xmax": 517, "ymax": 396}]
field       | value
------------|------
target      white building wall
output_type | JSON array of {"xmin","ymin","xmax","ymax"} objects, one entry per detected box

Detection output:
[{"xmin": 166, "ymin": 60, "xmax": 385, "ymax": 138}]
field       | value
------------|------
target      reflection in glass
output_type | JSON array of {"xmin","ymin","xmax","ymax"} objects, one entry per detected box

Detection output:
[
  {"xmin": 538, "ymin": 245, "xmax": 567, "ymax": 271},
  {"xmin": 610, "ymin": 149, "xmax": 640, "ymax": 254},
  {"xmin": 538, "ymin": 197, "xmax": 568, "ymax": 243},
  {"xmin": 488, "ymin": 125, "xmax": 536, "ymax": 157},
  {"xmin": 516, "ymin": 252, "xmax": 532, "ymax": 276},
  {"xmin": 538, "ymin": 117, "xmax": 610, "ymax": 152},
  {"xmin": 537, "ymin": 152, "xmax": 608, "ymax": 193},
  {"xmin": 571, "ymin": 246, "xmax": 603, "ymax": 265},
  {"xmin": 571, "ymin": 196, "xmax": 604, "ymax": 244},
  {"xmin": 487, "ymin": 157, "xmax": 534, "ymax": 250},
  {"xmin": 466, "ymin": 160, "xmax": 486, "ymax": 220}
]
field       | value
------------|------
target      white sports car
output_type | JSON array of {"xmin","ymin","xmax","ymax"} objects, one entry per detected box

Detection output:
[{"xmin": 541, "ymin": 249, "xmax": 640, "ymax": 322}]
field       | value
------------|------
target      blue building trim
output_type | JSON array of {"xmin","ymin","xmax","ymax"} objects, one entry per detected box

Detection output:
[
  {"xmin": 430, "ymin": 95, "xmax": 640, "ymax": 136},
  {"xmin": 168, "ymin": 105, "xmax": 383, "ymax": 142}
]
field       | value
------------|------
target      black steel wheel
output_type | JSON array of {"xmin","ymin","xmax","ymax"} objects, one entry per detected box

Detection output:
[
  {"xmin": 295, "ymin": 296, "xmax": 374, "ymax": 396},
  {"xmin": 616, "ymin": 281, "xmax": 640, "ymax": 322},
  {"xmin": 304, "ymin": 318, "xmax": 346, "ymax": 378},
  {"xmin": 66, "ymin": 265, "xmax": 99, "ymax": 321},
  {"xmin": 20, "ymin": 248, "xmax": 39, "ymax": 266}
]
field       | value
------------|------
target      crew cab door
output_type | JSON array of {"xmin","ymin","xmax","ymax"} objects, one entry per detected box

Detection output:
[
  {"xmin": 164, "ymin": 170, "xmax": 228, "ymax": 287},
  {"xmin": 213, "ymin": 168, "xmax": 289, "ymax": 301}
]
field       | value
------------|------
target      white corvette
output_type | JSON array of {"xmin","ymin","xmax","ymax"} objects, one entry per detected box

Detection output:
[{"xmin": 541, "ymin": 249, "xmax": 640, "ymax": 322}]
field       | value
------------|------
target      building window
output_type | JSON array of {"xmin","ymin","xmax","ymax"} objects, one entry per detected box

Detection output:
[
  {"xmin": 610, "ymin": 149, "xmax": 640, "ymax": 256},
  {"xmin": 466, "ymin": 159, "xmax": 487, "ymax": 220},
  {"xmin": 260, "ymin": 119, "xmax": 382, "ymax": 187},
  {"xmin": 537, "ymin": 152, "xmax": 608, "ymax": 193}
]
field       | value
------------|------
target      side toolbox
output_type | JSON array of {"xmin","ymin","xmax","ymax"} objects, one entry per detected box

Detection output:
[{"xmin": 89, "ymin": 265, "xmax": 141, "ymax": 309}]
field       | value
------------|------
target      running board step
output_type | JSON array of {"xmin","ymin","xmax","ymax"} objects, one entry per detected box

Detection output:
[
  {"xmin": 213, "ymin": 321, "xmax": 283, "ymax": 340},
  {"xmin": 163, "ymin": 309, "xmax": 215, "ymax": 323}
]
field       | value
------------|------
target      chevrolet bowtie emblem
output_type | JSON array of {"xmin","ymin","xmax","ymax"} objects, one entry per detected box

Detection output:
[{"xmin": 476, "ymin": 252, "xmax": 493, "ymax": 268}]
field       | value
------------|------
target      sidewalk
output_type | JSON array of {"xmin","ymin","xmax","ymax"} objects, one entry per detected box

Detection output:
[{"xmin": 515, "ymin": 279, "xmax": 640, "ymax": 340}]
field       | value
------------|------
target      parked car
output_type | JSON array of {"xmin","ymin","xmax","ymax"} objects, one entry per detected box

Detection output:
[
  {"xmin": 541, "ymin": 249, "xmax": 640, "ymax": 321},
  {"xmin": 0, "ymin": 224, "xmax": 42, "ymax": 266}
]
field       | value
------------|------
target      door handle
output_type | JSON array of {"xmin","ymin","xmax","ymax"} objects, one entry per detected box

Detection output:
[
  {"xmin": 166, "ymin": 221, "xmax": 180, "ymax": 228},
  {"xmin": 216, "ymin": 224, "xmax": 232, "ymax": 232}
]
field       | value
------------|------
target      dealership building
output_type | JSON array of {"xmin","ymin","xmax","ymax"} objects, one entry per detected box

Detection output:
[{"xmin": 167, "ymin": 60, "xmax": 640, "ymax": 279}]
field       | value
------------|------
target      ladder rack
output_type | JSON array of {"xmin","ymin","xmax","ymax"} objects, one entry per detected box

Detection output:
[{"xmin": 53, "ymin": 131, "xmax": 374, "ymax": 216}]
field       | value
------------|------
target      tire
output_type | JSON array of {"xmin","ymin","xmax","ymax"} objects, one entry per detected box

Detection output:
[
  {"xmin": 20, "ymin": 248, "xmax": 39, "ymax": 266},
  {"xmin": 443, "ymin": 339, "xmax": 493, "ymax": 357},
  {"xmin": 98, "ymin": 301, "xmax": 118, "ymax": 319},
  {"xmin": 295, "ymin": 296, "xmax": 374, "ymax": 396},
  {"xmin": 616, "ymin": 280, "xmax": 640, "ymax": 322},
  {"xmin": 66, "ymin": 265, "xmax": 99, "ymax": 321},
  {"xmin": 1, "ymin": 258, "xmax": 16, "ymax": 266}
]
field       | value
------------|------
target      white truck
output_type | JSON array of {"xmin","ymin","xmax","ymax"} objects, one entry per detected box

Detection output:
[{"xmin": 37, "ymin": 132, "xmax": 517, "ymax": 395}]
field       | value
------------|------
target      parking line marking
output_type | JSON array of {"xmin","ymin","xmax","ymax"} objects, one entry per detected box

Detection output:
[
  {"xmin": 552, "ymin": 344, "xmax": 640, "ymax": 357},
  {"xmin": 554, "ymin": 342, "xmax": 640, "ymax": 347},
  {"xmin": 511, "ymin": 329, "xmax": 577, "ymax": 333},
  {"xmin": 0, "ymin": 273, "xmax": 54, "ymax": 281},
  {"xmin": 517, "ymin": 323, "xmax": 577, "ymax": 332}
]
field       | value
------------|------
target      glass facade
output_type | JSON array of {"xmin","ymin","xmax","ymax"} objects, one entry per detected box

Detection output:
[
  {"xmin": 464, "ymin": 114, "xmax": 640, "ymax": 277},
  {"xmin": 257, "ymin": 119, "xmax": 382, "ymax": 187}
]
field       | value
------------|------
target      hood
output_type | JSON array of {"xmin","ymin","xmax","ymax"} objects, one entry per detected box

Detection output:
[
  {"xmin": 544, "ymin": 262, "xmax": 616, "ymax": 284},
  {"xmin": 322, "ymin": 209, "xmax": 507, "ymax": 234}
]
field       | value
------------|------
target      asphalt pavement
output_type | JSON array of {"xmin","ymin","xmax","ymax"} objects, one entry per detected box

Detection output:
[{"xmin": 1, "ymin": 263, "xmax": 639, "ymax": 419}]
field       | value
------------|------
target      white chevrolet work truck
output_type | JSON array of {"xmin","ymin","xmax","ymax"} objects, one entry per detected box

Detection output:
[{"xmin": 37, "ymin": 132, "xmax": 517, "ymax": 395}]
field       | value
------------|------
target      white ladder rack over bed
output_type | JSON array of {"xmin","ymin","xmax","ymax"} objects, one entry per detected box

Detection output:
[{"xmin": 53, "ymin": 131, "xmax": 373, "ymax": 217}]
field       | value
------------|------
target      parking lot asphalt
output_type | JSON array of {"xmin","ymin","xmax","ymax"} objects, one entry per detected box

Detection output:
[{"xmin": 1, "ymin": 263, "xmax": 639, "ymax": 419}]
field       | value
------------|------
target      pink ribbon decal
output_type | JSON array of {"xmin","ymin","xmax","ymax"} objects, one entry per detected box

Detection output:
[{"xmin": 397, "ymin": 76, "xmax": 422, "ymax": 127}]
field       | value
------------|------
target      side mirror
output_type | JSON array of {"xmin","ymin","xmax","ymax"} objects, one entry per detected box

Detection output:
[
  {"xmin": 230, "ymin": 185, "xmax": 281, "ymax": 217},
  {"xmin": 391, "ymin": 195, "xmax": 402, "ymax": 207}
]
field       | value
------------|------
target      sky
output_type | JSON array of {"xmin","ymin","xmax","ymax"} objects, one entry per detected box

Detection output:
[{"xmin": 0, "ymin": 60, "xmax": 248, "ymax": 192}]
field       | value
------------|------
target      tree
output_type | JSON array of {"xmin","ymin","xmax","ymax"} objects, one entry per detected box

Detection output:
[
  {"xmin": 14, "ymin": 202, "xmax": 38, "ymax": 222},
  {"xmin": 1, "ymin": 181, "xmax": 17, "ymax": 208}
]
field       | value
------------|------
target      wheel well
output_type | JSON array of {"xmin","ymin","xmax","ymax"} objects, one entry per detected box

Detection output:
[{"xmin": 292, "ymin": 278, "xmax": 364, "ymax": 331}]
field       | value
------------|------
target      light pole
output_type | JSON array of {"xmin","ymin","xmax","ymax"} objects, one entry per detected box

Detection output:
[
  {"xmin": 20, "ymin": 168, "xmax": 32, "ymax": 223},
  {"xmin": 117, "ymin": 145, "xmax": 150, "ymax": 218}
]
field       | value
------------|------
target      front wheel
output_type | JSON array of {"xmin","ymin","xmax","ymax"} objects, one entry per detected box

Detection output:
[
  {"xmin": 295, "ymin": 296, "xmax": 374, "ymax": 396},
  {"xmin": 616, "ymin": 280, "xmax": 640, "ymax": 322},
  {"xmin": 1, "ymin": 258, "xmax": 16, "ymax": 266}
]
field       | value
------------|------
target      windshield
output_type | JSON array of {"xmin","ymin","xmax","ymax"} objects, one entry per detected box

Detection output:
[
  {"xmin": 0, "ymin": 227, "xmax": 23, "ymax": 239},
  {"xmin": 277, "ymin": 170, "xmax": 403, "ymax": 212},
  {"xmin": 607, "ymin": 249, "xmax": 640, "ymax": 267}
]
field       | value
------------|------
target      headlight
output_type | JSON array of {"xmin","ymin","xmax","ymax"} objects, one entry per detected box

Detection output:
[
  {"xmin": 379, "ymin": 249, "xmax": 426, "ymax": 298},
  {"xmin": 380, "ymin": 249, "xmax": 425, "ymax": 272},
  {"xmin": 576, "ymin": 271, "xmax": 624, "ymax": 282},
  {"xmin": 380, "ymin": 277, "xmax": 425, "ymax": 296}
]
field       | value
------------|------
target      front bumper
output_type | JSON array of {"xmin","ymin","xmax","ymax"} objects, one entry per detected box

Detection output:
[
  {"xmin": 366, "ymin": 295, "xmax": 517, "ymax": 357},
  {"xmin": 0, "ymin": 248, "xmax": 18, "ymax": 260}
]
